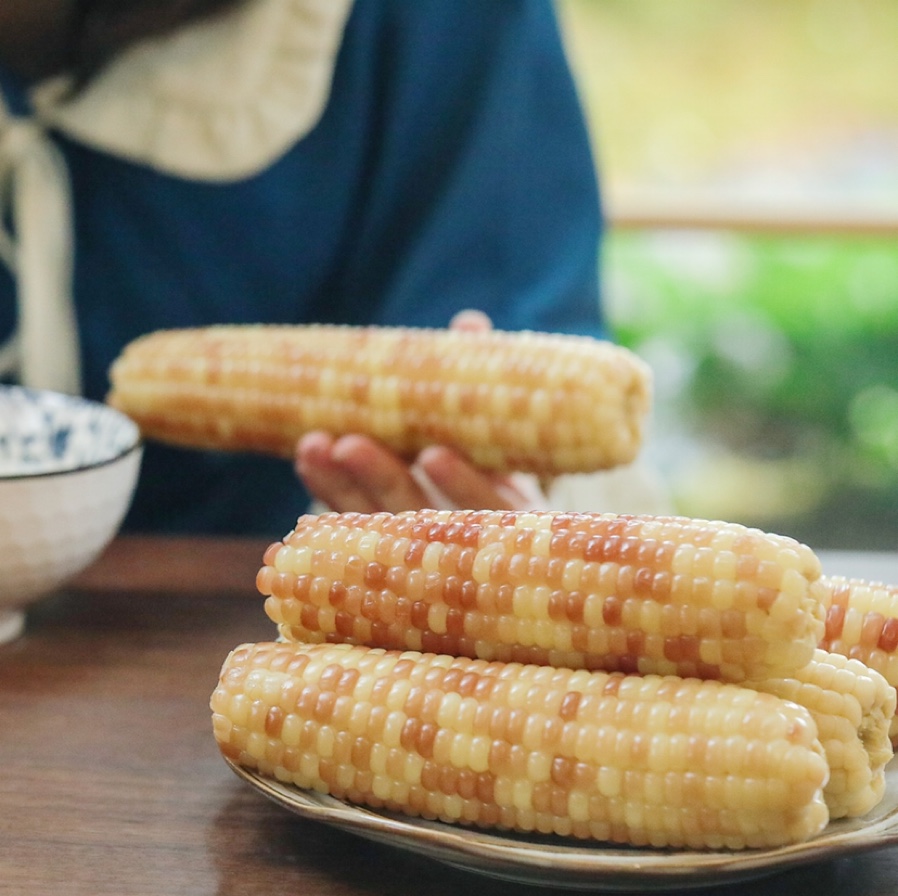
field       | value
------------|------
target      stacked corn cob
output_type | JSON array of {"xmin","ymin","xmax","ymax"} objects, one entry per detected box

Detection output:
[
  {"xmin": 258, "ymin": 510, "xmax": 828, "ymax": 682},
  {"xmin": 212, "ymin": 510, "xmax": 898, "ymax": 851},
  {"xmin": 818, "ymin": 574, "xmax": 898, "ymax": 745},
  {"xmin": 212, "ymin": 640, "xmax": 831, "ymax": 849},
  {"xmin": 106, "ymin": 323, "xmax": 652, "ymax": 474}
]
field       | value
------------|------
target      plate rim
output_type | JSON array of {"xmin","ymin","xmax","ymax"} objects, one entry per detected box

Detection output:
[{"xmin": 223, "ymin": 756, "xmax": 898, "ymax": 891}]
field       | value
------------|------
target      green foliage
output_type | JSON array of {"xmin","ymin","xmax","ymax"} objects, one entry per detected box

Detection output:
[{"xmin": 607, "ymin": 232, "xmax": 898, "ymax": 547}]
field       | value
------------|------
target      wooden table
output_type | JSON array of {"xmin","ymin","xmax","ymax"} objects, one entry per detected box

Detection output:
[{"xmin": 3, "ymin": 537, "xmax": 898, "ymax": 896}]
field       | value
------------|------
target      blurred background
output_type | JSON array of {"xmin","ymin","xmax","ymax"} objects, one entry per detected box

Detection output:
[{"xmin": 557, "ymin": 0, "xmax": 898, "ymax": 549}]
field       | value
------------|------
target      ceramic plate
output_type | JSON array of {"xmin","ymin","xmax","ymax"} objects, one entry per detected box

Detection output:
[{"xmin": 225, "ymin": 756, "xmax": 898, "ymax": 891}]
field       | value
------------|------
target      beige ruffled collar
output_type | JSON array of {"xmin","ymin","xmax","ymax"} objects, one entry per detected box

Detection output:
[
  {"xmin": 0, "ymin": 0, "xmax": 353, "ymax": 394},
  {"xmin": 31, "ymin": 0, "xmax": 354, "ymax": 180}
]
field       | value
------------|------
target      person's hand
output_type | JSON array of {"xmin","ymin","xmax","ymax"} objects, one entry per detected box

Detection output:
[{"xmin": 293, "ymin": 310, "xmax": 548, "ymax": 514}]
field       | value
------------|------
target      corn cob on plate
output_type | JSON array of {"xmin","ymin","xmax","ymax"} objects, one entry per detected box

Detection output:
[
  {"xmin": 214, "ymin": 524, "xmax": 898, "ymax": 886},
  {"xmin": 106, "ymin": 323, "xmax": 652, "ymax": 475},
  {"xmin": 259, "ymin": 509, "xmax": 830, "ymax": 683},
  {"xmin": 212, "ymin": 641, "xmax": 898, "ymax": 889},
  {"xmin": 743, "ymin": 648, "xmax": 896, "ymax": 819},
  {"xmin": 818, "ymin": 574, "xmax": 898, "ymax": 746},
  {"xmin": 212, "ymin": 641, "xmax": 831, "ymax": 851}
]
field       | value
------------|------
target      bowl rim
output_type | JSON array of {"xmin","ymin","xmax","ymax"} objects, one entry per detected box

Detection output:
[
  {"xmin": 0, "ymin": 439, "xmax": 143, "ymax": 481},
  {"xmin": 0, "ymin": 385, "xmax": 143, "ymax": 481}
]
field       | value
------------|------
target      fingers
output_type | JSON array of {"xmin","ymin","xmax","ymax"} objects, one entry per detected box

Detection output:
[
  {"xmin": 449, "ymin": 308, "xmax": 492, "ymax": 333},
  {"xmin": 296, "ymin": 434, "xmax": 548, "ymax": 515},
  {"xmin": 294, "ymin": 432, "xmax": 383, "ymax": 513},
  {"xmin": 296, "ymin": 432, "xmax": 429, "ymax": 514},
  {"xmin": 415, "ymin": 445, "xmax": 547, "ymax": 512}
]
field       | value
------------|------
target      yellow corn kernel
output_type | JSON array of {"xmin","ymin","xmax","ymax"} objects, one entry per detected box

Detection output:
[
  {"xmin": 211, "ymin": 641, "xmax": 830, "ymax": 849},
  {"xmin": 106, "ymin": 323, "xmax": 652, "ymax": 475},
  {"xmin": 259, "ymin": 510, "xmax": 829, "ymax": 683},
  {"xmin": 745, "ymin": 648, "xmax": 895, "ymax": 818}
]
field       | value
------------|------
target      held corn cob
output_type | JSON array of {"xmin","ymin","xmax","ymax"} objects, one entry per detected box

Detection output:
[
  {"xmin": 744, "ymin": 648, "xmax": 895, "ymax": 819},
  {"xmin": 818, "ymin": 574, "xmax": 898, "ymax": 744},
  {"xmin": 105, "ymin": 323, "xmax": 652, "ymax": 475},
  {"xmin": 258, "ymin": 509, "xmax": 829, "ymax": 683},
  {"xmin": 211, "ymin": 640, "xmax": 830, "ymax": 850}
]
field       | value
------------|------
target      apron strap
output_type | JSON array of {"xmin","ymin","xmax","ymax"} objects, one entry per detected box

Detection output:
[{"xmin": 0, "ymin": 97, "xmax": 80, "ymax": 394}]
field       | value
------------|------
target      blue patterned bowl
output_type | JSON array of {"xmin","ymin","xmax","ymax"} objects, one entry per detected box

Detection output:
[{"xmin": 0, "ymin": 386, "xmax": 142, "ymax": 643}]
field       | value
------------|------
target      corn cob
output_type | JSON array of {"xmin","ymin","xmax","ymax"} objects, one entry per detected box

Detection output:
[
  {"xmin": 258, "ymin": 509, "xmax": 829, "ymax": 683},
  {"xmin": 817, "ymin": 574, "xmax": 898, "ymax": 744},
  {"xmin": 744, "ymin": 648, "xmax": 895, "ymax": 818},
  {"xmin": 105, "ymin": 323, "xmax": 652, "ymax": 475},
  {"xmin": 211, "ymin": 640, "xmax": 830, "ymax": 850}
]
